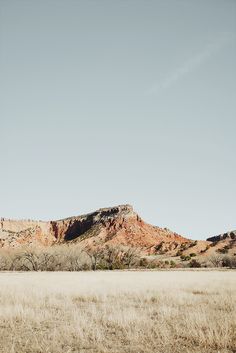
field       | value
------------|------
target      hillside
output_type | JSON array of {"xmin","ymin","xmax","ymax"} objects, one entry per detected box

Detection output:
[
  {"xmin": 1, "ymin": 205, "xmax": 235, "ymax": 257},
  {"xmin": 0, "ymin": 205, "xmax": 195, "ymax": 254},
  {"xmin": 206, "ymin": 230, "xmax": 236, "ymax": 256}
]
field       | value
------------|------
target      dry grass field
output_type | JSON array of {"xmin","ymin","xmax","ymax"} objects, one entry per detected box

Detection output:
[{"xmin": 0, "ymin": 271, "xmax": 235, "ymax": 353}]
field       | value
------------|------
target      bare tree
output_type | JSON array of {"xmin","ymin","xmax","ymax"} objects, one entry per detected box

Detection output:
[
  {"xmin": 209, "ymin": 254, "xmax": 223, "ymax": 268},
  {"xmin": 68, "ymin": 247, "xmax": 90, "ymax": 271},
  {"xmin": 38, "ymin": 252, "xmax": 57, "ymax": 271},
  {"xmin": 103, "ymin": 245, "xmax": 121, "ymax": 270},
  {"xmin": 121, "ymin": 246, "xmax": 140, "ymax": 269},
  {"xmin": 85, "ymin": 247, "xmax": 104, "ymax": 271},
  {"xmin": 10, "ymin": 250, "xmax": 40, "ymax": 271}
]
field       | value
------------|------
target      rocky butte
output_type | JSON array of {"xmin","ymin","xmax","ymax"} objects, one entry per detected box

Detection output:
[{"xmin": 0, "ymin": 204, "xmax": 235, "ymax": 255}]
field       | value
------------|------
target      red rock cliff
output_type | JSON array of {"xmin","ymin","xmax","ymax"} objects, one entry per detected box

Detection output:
[{"xmin": 0, "ymin": 205, "xmax": 190, "ymax": 253}]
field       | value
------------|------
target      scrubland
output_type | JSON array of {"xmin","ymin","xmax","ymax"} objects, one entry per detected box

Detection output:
[
  {"xmin": 0, "ymin": 271, "xmax": 235, "ymax": 353},
  {"xmin": 0, "ymin": 244, "xmax": 236, "ymax": 271}
]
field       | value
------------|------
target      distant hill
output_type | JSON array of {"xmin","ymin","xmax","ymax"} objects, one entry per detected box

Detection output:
[
  {"xmin": 0, "ymin": 205, "xmax": 194, "ymax": 254},
  {"xmin": 1, "ymin": 205, "xmax": 235, "ymax": 257}
]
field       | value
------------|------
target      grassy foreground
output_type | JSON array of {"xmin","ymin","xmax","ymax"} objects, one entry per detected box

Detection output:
[{"xmin": 0, "ymin": 271, "xmax": 235, "ymax": 353}]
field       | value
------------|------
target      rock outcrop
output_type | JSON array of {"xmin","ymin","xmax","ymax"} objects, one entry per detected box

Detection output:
[
  {"xmin": 1, "ymin": 206, "xmax": 235, "ymax": 256},
  {"xmin": 0, "ymin": 205, "xmax": 190, "ymax": 254}
]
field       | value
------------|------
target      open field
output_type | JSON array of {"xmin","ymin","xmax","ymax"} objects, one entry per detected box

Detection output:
[{"xmin": 0, "ymin": 271, "xmax": 235, "ymax": 353}]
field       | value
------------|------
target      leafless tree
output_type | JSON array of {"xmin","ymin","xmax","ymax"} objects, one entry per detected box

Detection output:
[
  {"xmin": 85, "ymin": 247, "xmax": 104, "ymax": 271},
  {"xmin": 120, "ymin": 246, "xmax": 140, "ymax": 269},
  {"xmin": 209, "ymin": 254, "xmax": 223, "ymax": 268}
]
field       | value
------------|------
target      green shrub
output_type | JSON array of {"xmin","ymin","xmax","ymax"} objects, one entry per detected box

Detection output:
[
  {"xmin": 189, "ymin": 259, "xmax": 201, "ymax": 268},
  {"xmin": 217, "ymin": 245, "xmax": 230, "ymax": 254},
  {"xmin": 190, "ymin": 253, "xmax": 197, "ymax": 257},
  {"xmin": 189, "ymin": 241, "xmax": 197, "ymax": 248},
  {"xmin": 200, "ymin": 245, "xmax": 210, "ymax": 253},
  {"xmin": 180, "ymin": 255, "xmax": 191, "ymax": 261}
]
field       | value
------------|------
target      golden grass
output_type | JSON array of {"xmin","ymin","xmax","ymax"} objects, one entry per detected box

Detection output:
[{"xmin": 0, "ymin": 271, "xmax": 235, "ymax": 353}]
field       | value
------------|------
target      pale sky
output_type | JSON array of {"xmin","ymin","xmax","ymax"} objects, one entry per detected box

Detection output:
[{"xmin": 0, "ymin": 0, "xmax": 235, "ymax": 240}]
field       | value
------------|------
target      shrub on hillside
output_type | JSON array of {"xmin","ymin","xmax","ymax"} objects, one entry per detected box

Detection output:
[
  {"xmin": 217, "ymin": 245, "xmax": 230, "ymax": 254},
  {"xmin": 180, "ymin": 255, "xmax": 191, "ymax": 261},
  {"xmin": 200, "ymin": 245, "xmax": 210, "ymax": 253},
  {"xmin": 176, "ymin": 250, "xmax": 183, "ymax": 256},
  {"xmin": 190, "ymin": 253, "xmax": 197, "ymax": 257},
  {"xmin": 189, "ymin": 259, "xmax": 201, "ymax": 268},
  {"xmin": 189, "ymin": 241, "xmax": 197, "ymax": 248}
]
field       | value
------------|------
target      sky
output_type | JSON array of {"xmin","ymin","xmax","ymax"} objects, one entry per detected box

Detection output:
[{"xmin": 0, "ymin": 0, "xmax": 235, "ymax": 240}]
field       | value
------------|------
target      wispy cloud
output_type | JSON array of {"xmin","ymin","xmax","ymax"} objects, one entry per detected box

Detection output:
[{"xmin": 146, "ymin": 32, "xmax": 235, "ymax": 96}]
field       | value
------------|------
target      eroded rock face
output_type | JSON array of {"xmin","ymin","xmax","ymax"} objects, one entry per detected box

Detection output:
[
  {"xmin": 0, "ymin": 218, "xmax": 55, "ymax": 247},
  {"xmin": 50, "ymin": 205, "xmax": 136, "ymax": 241},
  {"xmin": 0, "ymin": 205, "xmax": 190, "ymax": 253}
]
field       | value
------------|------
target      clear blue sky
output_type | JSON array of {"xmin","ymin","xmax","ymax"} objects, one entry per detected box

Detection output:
[{"xmin": 0, "ymin": 0, "xmax": 235, "ymax": 239}]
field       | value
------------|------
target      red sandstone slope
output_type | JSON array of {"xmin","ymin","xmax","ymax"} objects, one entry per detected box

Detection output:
[{"xmin": 0, "ymin": 205, "xmax": 193, "ymax": 254}]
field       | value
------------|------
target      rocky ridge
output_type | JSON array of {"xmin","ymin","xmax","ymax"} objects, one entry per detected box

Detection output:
[
  {"xmin": 1, "ymin": 205, "xmax": 235, "ymax": 256},
  {"xmin": 0, "ymin": 205, "xmax": 193, "ymax": 254}
]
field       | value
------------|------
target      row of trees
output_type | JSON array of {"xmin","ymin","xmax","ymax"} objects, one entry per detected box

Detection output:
[
  {"xmin": 0, "ymin": 244, "xmax": 141, "ymax": 271},
  {"xmin": 0, "ymin": 245, "xmax": 235, "ymax": 271}
]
